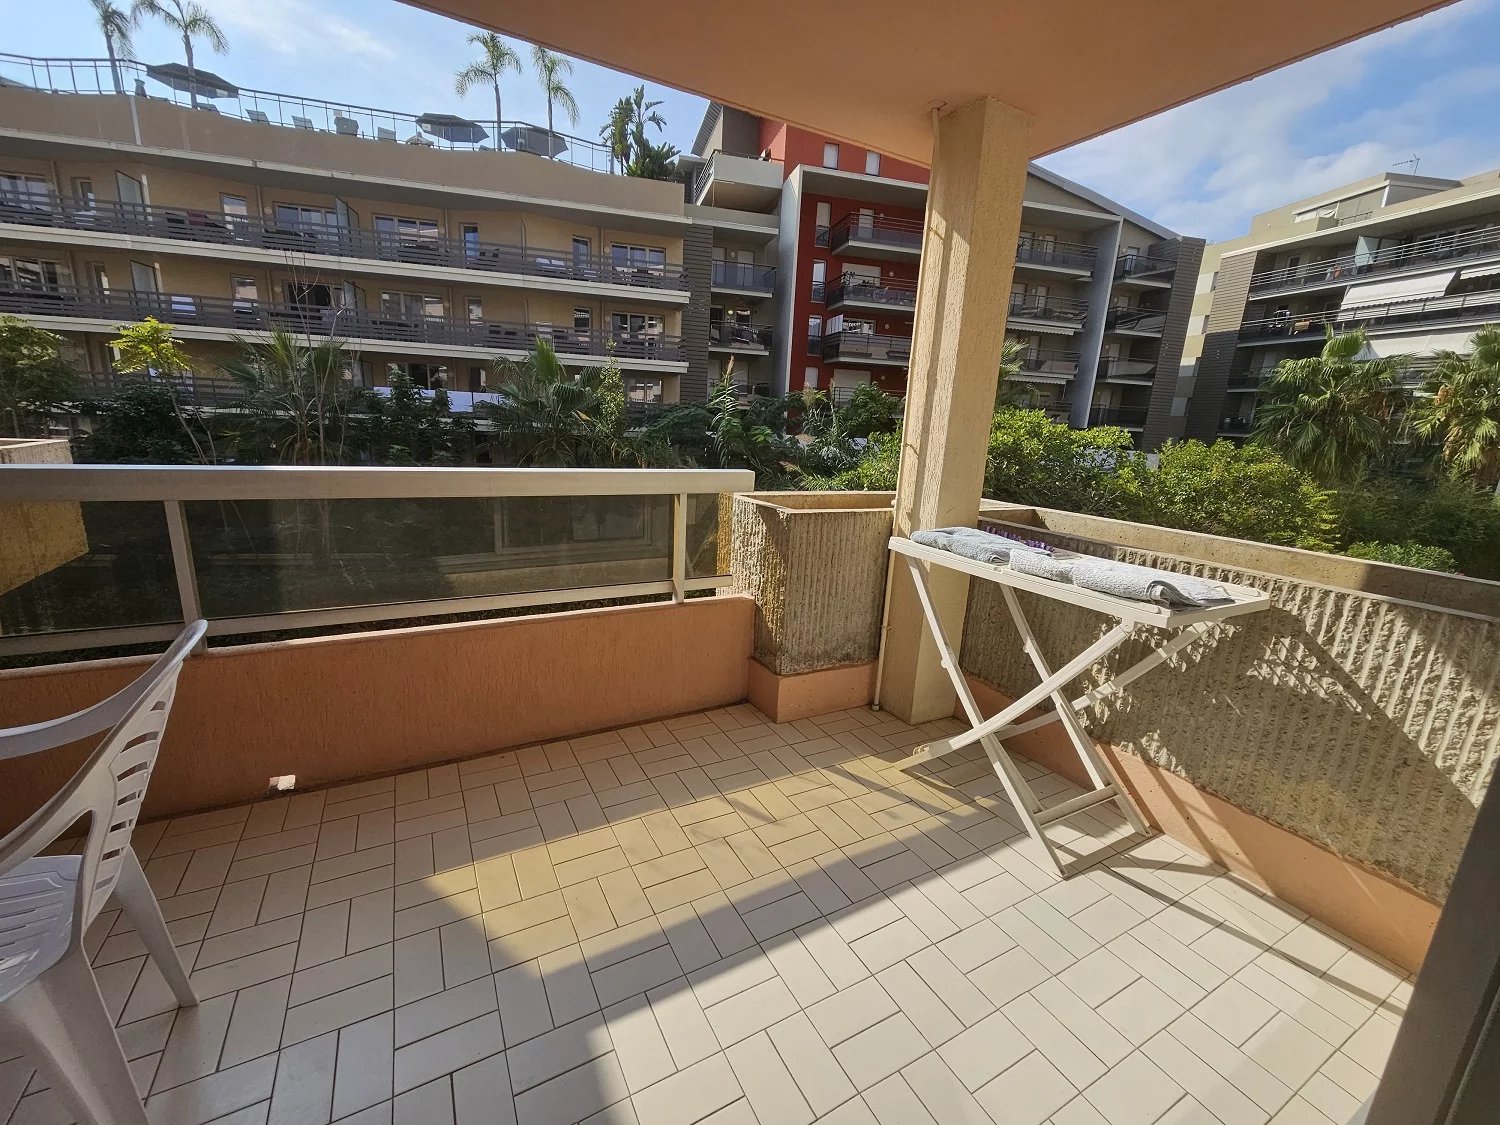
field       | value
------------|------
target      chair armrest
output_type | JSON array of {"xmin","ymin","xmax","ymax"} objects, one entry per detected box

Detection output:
[{"xmin": 0, "ymin": 693, "xmax": 136, "ymax": 761}]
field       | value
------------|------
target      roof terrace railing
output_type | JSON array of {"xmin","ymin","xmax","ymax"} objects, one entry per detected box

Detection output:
[
  {"xmin": 828, "ymin": 214, "xmax": 924, "ymax": 254},
  {"xmin": 0, "ymin": 283, "xmax": 686, "ymax": 361},
  {"xmin": 1007, "ymin": 294, "xmax": 1089, "ymax": 324},
  {"xmin": 1238, "ymin": 289, "xmax": 1500, "ymax": 340},
  {"xmin": 0, "ymin": 192, "xmax": 689, "ymax": 291},
  {"xmin": 0, "ymin": 464, "xmax": 751, "ymax": 658},
  {"xmin": 1248, "ymin": 225, "xmax": 1500, "ymax": 294},
  {"xmin": 824, "ymin": 274, "xmax": 918, "ymax": 311},
  {"xmin": 1015, "ymin": 239, "xmax": 1096, "ymax": 271},
  {"xmin": 0, "ymin": 53, "xmax": 621, "ymax": 175}
]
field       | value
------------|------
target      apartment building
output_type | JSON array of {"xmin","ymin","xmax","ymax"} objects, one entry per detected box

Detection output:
[
  {"xmin": 0, "ymin": 58, "xmax": 725, "ymax": 410},
  {"xmin": 1178, "ymin": 169, "xmax": 1500, "ymax": 442},
  {"xmin": 685, "ymin": 103, "xmax": 1204, "ymax": 444}
]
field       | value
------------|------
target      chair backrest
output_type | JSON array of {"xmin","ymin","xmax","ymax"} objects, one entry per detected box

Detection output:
[
  {"xmin": 293, "ymin": 116, "xmax": 314, "ymax": 129},
  {"xmin": 247, "ymin": 108, "xmax": 270, "ymax": 124},
  {"xmin": 0, "ymin": 622, "xmax": 205, "ymax": 945},
  {"xmin": 334, "ymin": 116, "xmax": 359, "ymax": 136},
  {"xmin": 377, "ymin": 127, "xmax": 397, "ymax": 142}
]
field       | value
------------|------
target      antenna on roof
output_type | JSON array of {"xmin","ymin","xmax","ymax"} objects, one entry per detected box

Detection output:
[{"xmin": 1392, "ymin": 154, "xmax": 1421, "ymax": 175}]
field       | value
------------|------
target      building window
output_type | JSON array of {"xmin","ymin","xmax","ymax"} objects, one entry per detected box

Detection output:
[
  {"xmin": 572, "ymin": 236, "xmax": 592, "ymax": 269},
  {"xmin": 71, "ymin": 178, "xmax": 95, "ymax": 207},
  {"xmin": 467, "ymin": 297, "xmax": 484, "ymax": 323},
  {"xmin": 574, "ymin": 307, "xmax": 591, "ymax": 331},
  {"xmin": 130, "ymin": 260, "xmax": 157, "ymax": 292},
  {"xmin": 625, "ymin": 377, "xmax": 663, "ymax": 403},
  {"xmin": 231, "ymin": 276, "xmax": 258, "ymax": 304},
  {"xmin": 115, "ymin": 172, "xmax": 144, "ymax": 207},
  {"xmin": 810, "ymin": 259, "xmax": 826, "ymax": 302},
  {"xmin": 822, "ymin": 143, "xmax": 839, "ymax": 169},
  {"xmin": 87, "ymin": 263, "xmax": 109, "ymax": 293},
  {"xmin": 611, "ymin": 312, "xmax": 663, "ymax": 337},
  {"xmin": 468, "ymin": 365, "xmax": 486, "ymax": 391},
  {"xmin": 374, "ymin": 215, "xmax": 440, "ymax": 247},
  {"xmin": 380, "ymin": 291, "xmax": 444, "ymax": 318},
  {"xmin": 610, "ymin": 243, "xmax": 666, "ymax": 276},
  {"xmin": 220, "ymin": 194, "xmax": 247, "ymax": 223},
  {"xmin": 462, "ymin": 223, "xmax": 480, "ymax": 256},
  {"xmin": 275, "ymin": 203, "xmax": 338, "ymax": 229},
  {"xmin": 804, "ymin": 366, "xmax": 820, "ymax": 390},
  {"xmin": 0, "ymin": 172, "xmax": 52, "ymax": 206},
  {"xmin": 864, "ymin": 151, "xmax": 880, "ymax": 176},
  {"xmin": 0, "ymin": 255, "xmax": 68, "ymax": 289}
]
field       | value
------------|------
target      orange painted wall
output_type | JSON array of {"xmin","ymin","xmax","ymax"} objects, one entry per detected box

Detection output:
[{"xmin": 0, "ymin": 596, "xmax": 754, "ymax": 825}]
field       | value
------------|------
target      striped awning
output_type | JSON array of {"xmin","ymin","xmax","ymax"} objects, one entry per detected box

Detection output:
[
  {"xmin": 1340, "ymin": 271, "xmax": 1457, "ymax": 311},
  {"xmin": 1459, "ymin": 262, "xmax": 1500, "ymax": 280}
]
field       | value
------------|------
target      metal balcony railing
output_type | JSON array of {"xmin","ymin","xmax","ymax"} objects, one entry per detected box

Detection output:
[
  {"xmin": 0, "ymin": 192, "xmax": 688, "ymax": 292},
  {"xmin": 710, "ymin": 260, "xmax": 775, "ymax": 293},
  {"xmin": 1089, "ymin": 406, "xmax": 1149, "ymax": 427},
  {"xmin": 827, "ymin": 385, "xmax": 904, "ymax": 407},
  {"xmin": 823, "ymin": 275, "xmax": 917, "ymax": 311},
  {"xmin": 1218, "ymin": 417, "xmax": 1255, "ymax": 434},
  {"xmin": 820, "ymin": 330, "xmax": 912, "ymax": 364},
  {"xmin": 1015, "ymin": 239, "xmax": 1096, "ymax": 271},
  {"xmin": 708, "ymin": 322, "xmax": 772, "ymax": 350},
  {"xmin": 1097, "ymin": 357, "xmax": 1159, "ymax": 380},
  {"xmin": 1007, "ymin": 294, "xmax": 1089, "ymax": 324},
  {"xmin": 1238, "ymin": 289, "xmax": 1500, "ymax": 340},
  {"xmin": 0, "ymin": 464, "xmax": 751, "ymax": 658},
  {"xmin": 1225, "ymin": 369, "xmax": 1275, "ymax": 390},
  {"xmin": 1115, "ymin": 252, "xmax": 1176, "ymax": 280},
  {"xmin": 1248, "ymin": 225, "xmax": 1500, "ymax": 294},
  {"xmin": 828, "ymin": 214, "xmax": 923, "ymax": 255},
  {"xmin": 0, "ymin": 53, "xmax": 623, "ymax": 174},
  {"xmin": 0, "ymin": 283, "xmax": 685, "ymax": 361},
  {"xmin": 1105, "ymin": 306, "xmax": 1167, "ymax": 333},
  {"xmin": 1015, "ymin": 349, "xmax": 1081, "ymax": 376}
]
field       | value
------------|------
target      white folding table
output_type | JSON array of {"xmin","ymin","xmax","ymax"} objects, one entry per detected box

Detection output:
[{"xmin": 888, "ymin": 535, "xmax": 1271, "ymax": 876}]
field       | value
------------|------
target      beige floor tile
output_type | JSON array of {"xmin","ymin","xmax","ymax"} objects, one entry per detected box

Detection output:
[{"xmin": 392, "ymin": 1012, "xmax": 502, "ymax": 1095}]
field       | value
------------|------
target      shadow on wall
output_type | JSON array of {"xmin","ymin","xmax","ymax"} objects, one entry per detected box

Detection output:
[{"xmin": 959, "ymin": 548, "xmax": 1498, "ymax": 904}]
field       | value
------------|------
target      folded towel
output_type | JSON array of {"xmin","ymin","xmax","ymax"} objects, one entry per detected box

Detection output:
[
  {"xmin": 911, "ymin": 527, "xmax": 1037, "ymax": 565},
  {"xmin": 1071, "ymin": 556, "xmax": 1233, "ymax": 607},
  {"xmin": 1008, "ymin": 550, "xmax": 1078, "ymax": 583}
]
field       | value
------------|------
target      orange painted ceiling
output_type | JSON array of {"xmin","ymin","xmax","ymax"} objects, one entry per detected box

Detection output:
[{"xmin": 404, "ymin": 0, "xmax": 1452, "ymax": 163}]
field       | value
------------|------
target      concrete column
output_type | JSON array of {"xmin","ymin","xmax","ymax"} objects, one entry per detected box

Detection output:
[{"xmin": 880, "ymin": 97, "xmax": 1034, "ymax": 724}]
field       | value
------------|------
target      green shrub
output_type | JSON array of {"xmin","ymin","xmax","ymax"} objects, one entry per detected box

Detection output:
[
  {"xmin": 1344, "ymin": 541, "xmax": 1458, "ymax": 572},
  {"xmin": 1335, "ymin": 476, "xmax": 1500, "ymax": 579},
  {"xmin": 983, "ymin": 409, "xmax": 1135, "ymax": 512},
  {"xmin": 803, "ymin": 428, "xmax": 902, "ymax": 491}
]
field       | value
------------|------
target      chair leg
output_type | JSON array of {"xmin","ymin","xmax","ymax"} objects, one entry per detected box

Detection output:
[
  {"xmin": 116, "ymin": 847, "xmax": 198, "ymax": 1007},
  {"xmin": 0, "ymin": 948, "xmax": 149, "ymax": 1125}
]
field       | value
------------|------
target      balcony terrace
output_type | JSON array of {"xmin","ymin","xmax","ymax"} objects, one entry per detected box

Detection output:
[
  {"xmin": 0, "ymin": 285, "xmax": 686, "ymax": 371},
  {"xmin": 0, "ymin": 193, "xmax": 689, "ymax": 300},
  {"xmin": 1013, "ymin": 349, "xmax": 1081, "ymax": 381},
  {"xmin": 1247, "ymin": 225, "xmax": 1500, "ymax": 298},
  {"xmin": 1097, "ymin": 358, "xmax": 1159, "ymax": 384},
  {"xmin": 1237, "ymin": 288, "xmax": 1500, "ymax": 344},
  {"xmin": 1113, "ymin": 253, "xmax": 1176, "ymax": 286},
  {"xmin": 710, "ymin": 261, "xmax": 776, "ymax": 298},
  {"xmin": 1104, "ymin": 307, "xmax": 1167, "ymax": 336},
  {"xmin": 1014, "ymin": 239, "xmax": 1096, "ymax": 276},
  {"xmin": 1088, "ymin": 405, "xmax": 1149, "ymax": 429},
  {"xmin": 828, "ymin": 216, "xmax": 923, "ymax": 261},
  {"xmin": 823, "ymin": 276, "xmax": 918, "ymax": 315},
  {"xmin": 1007, "ymin": 294, "xmax": 1089, "ymax": 332},
  {"xmin": 708, "ymin": 323, "xmax": 773, "ymax": 353},
  {"xmin": 819, "ymin": 330, "xmax": 913, "ymax": 366}
]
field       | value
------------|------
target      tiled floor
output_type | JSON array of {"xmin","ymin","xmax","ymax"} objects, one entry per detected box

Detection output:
[{"xmin": 4, "ymin": 704, "xmax": 1408, "ymax": 1125}]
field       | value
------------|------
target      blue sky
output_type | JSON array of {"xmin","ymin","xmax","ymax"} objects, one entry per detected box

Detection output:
[{"xmin": 8, "ymin": 0, "xmax": 1498, "ymax": 242}]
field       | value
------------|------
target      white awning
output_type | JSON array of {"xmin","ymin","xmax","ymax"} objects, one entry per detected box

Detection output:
[
  {"xmin": 1012, "ymin": 321, "xmax": 1076, "ymax": 336},
  {"xmin": 1340, "ymin": 271, "xmax": 1457, "ymax": 311},
  {"xmin": 1364, "ymin": 330, "xmax": 1477, "ymax": 358},
  {"xmin": 1459, "ymin": 262, "xmax": 1500, "ymax": 280}
]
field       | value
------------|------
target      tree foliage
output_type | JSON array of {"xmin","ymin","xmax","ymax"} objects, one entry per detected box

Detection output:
[
  {"xmin": 79, "ymin": 382, "xmax": 203, "ymax": 464},
  {"xmin": 1409, "ymin": 324, "xmax": 1500, "ymax": 487},
  {"xmin": 0, "ymin": 316, "xmax": 77, "ymax": 436},
  {"xmin": 482, "ymin": 338, "xmax": 631, "ymax": 467},
  {"xmin": 1344, "ymin": 541, "xmax": 1458, "ymax": 572},
  {"xmin": 219, "ymin": 329, "xmax": 361, "ymax": 464},
  {"xmin": 983, "ymin": 408, "xmax": 1134, "ymax": 512}
]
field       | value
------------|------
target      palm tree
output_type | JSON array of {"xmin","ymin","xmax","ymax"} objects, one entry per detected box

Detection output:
[
  {"xmin": 453, "ymin": 32, "xmax": 522, "ymax": 131},
  {"xmin": 995, "ymin": 338, "xmax": 1040, "ymax": 409},
  {"xmin": 220, "ymin": 330, "xmax": 357, "ymax": 464},
  {"xmin": 1409, "ymin": 324, "xmax": 1500, "ymax": 488},
  {"xmin": 1252, "ymin": 326, "xmax": 1407, "ymax": 483},
  {"xmin": 626, "ymin": 140, "xmax": 681, "ymax": 180},
  {"xmin": 530, "ymin": 45, "xmax": 579, "ymax": 152},
  {"xmin": 599, "ymin": 96, "xmax": 633, "ymax": 174},
  {"xmin": 131, "ymin": 0, "xmax": 228, "ymax": 110},
  {"xmin": 626, "ymin": 85, "xmax": 666, "ymax": 157},
  {"xmin": 483, "ymin": 338, "xmax": 626, "ymax": 466},
  {"xmin": 91, "ymin": 0, "xmax": 137, "ymax": 96}
]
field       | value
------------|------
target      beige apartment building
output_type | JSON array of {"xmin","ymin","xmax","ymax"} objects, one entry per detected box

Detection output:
[{"xmin": 1175, "ymin": 168, "xmax": 1500, "ymax": 442}]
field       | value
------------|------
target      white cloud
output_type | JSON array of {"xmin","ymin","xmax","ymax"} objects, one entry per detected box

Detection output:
[
  {"xmin": 1042, "ymin": 0, "xmax": 1498, "ymax": 240},
  {"xmin": 198, "ymin": 0, "xmax": 398, "ymax": 65}
]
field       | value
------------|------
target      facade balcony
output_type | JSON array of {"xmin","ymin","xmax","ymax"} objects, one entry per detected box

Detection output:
[
  {"xmin": 0, "ymin": 192, "xmax": 689, "ymax": 298},
  {"xmin": 1097, "ymin": 357, "xmax": 1159, "ymax": 383},
  {"xmin": 708, "ymin": 322, "xmax": 773, "ymax": 353},
  {"xmin": 1113, "ymin": 251, "xmax": 1177, "ymax": 284},
  {"xmin": 0, "ymin": 283, "xmax": 686, "ymax": 368},
  {"xmin": 828, "ymin": 384, "xmax": 904, "ymax": 407},
  {"xmin": 1007, "ymin": 293, "xmax": 1089, "ymax": 331},
  {"xmin": 1237, "ymin": 288, "xmax": 1500, "ymax": 344},
  {"xmin": 1105, "ymin": 305, "xmax": 1167, "ymax": 335},
  {"xmin": 1014, "ymin": 238, "xmax": 1096, "ymax": 276},
  {"xmin": 690, "ymin": 150, "xmax": 785, "ymax": 209},
  {"xmin": 1013, "ymin": 348, "xmax": 1081, "ymax": 380},
  {"xmin": 1219, "ymin": 415, "xmax": 1255, "ymax": 434},
  {"xmin": 828, "ymin": 214, "xmax": 923, "ymax": 261},
  {"xmin": 1088, "ymin": 404, "xmax": 1149, "ymax": 429},
  {"xmin": 710, "ymin": 260, "xmax": 776, "ymax": 296},
  {"xmin": 1247, "ymin": 224, "xmax": 1500, "ymax": 297},
  {"xmin": 819, "ymin": 329, "xmax": 912, "ymax": 366},
  {"xmin": 1225, "ymin": 367, "xmax": 1275, "ymax": 392},
  {"xmin": 823, "ymin": 274, "xmax": 917, "ymax": 314},
  {"xmin": 0, "ymin": 472, "xmax": 1476, "ymax": 1125}
]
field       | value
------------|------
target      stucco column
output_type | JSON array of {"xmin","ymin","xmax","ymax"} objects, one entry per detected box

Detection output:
[{"xmin": 880, "ymin": 97, "xmax": 1034, "ymax": 723}]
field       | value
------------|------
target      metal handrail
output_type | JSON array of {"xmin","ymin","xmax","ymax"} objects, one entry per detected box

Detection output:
[
  {"xmin": 1097, "ymin": 357, "xmax": 1158, "ymax": 379},
  {"xmin": 820, "ymin": 330, "xmax": 913, "ymax": 363},
  {"xmin": 824, "ymin": 275, "xmax": 917, "ymax": 309},
  {"xmin": 1115, "ymin": 253, "xmax": 1176, "ymax": 279},
  {"xmin": 0, "ymin": 192, "xmax": 689, "ymax": 291},
  {"xmin": 1016, "ymin": 240, "xmax": 1096, "ymax": 270},
  {"xmin": 828, "ymin": 214, "xmax": 923, "ymax": 252},
  {"xmin": 1016, "ymin": 349, "xmax": 1081, "ymax": 374},
  {"xmin": 1238, "ymin": 289, "xmax": 1500, "ymax": 339},
  {"xmin": 710, "ymin": 260, "xmax": 775, "ymax": 293},
  {"xmin": 0, "ymin": 52, "xmax": 620, "ymax": 174},
  {"xmin": 0, "ymin": 283, "xmax": 686, "ymax": 361},
  {"xmin": 708, "ymin": 322, "xmax": 773, "ymax": 348},
  {"xmin": 1248, "ymin": 225, "xmax": 1500, "ymax": 293},
  {"xmin": 1008, "ymin": 294, "xmax": 1089, "ymax": 323},
  {"xmin": 1105, "ymin": 306, "xmax": 1167, "ymax": 332}
]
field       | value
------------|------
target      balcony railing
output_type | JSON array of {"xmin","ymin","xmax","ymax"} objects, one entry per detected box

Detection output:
[
  {"xmin": 0, "ymin": 192, "xmax": 688, "ymax": 292},
  {"xmin": 1219, "ymin": 417, "xmax": 1255, "ymax": 434},
  {"xmin": 1105, "ymin": 305, "xmax": 1167, "ymax": 333},
  {"xmin": 1115, "ymin": 252, "xmax": 1176, "ymax": 280},
  {"xmin": 0, "ymin": 283, "xmax": 685, "ymax": 362},
  {"xmin": 1015, "ymin": 239, "xmax": 1096, "ymax": 271},
  {"xmin": 1238, "ymin": 289, "xmax": 1500, "ymax": 341},
  {"xmin": 1248, "ymin": 225, "xmax": 1500, "ymax": 294},
  {"xmin": 820, "ymin": 330, "xmax": 912, "ymax": 364},
  {"xmin": 823, "ymin": 275, "xmax": 917, "ymax": 312},
  {"xmin": 708, "ymin": 322, "xmax": 773, "ymax": 350},
  {"xmin": 1088, "ymin": 405, "xmax": 1149, "ymax": 428},
  {"xmin": 828, "ymin": 214, "xmax": 923, "ymax": 256},
  {"xmin": 1007, "ymin": 294, "xmax": 1089, "ymax": 325},
  {"xmin": 0, "ymin": 464, "xmax": 750, "ymax": 658},
  {"xmin": 710, "ymin": 260, "xmax": 775, "ymax": 294},
  {"xmin": 1015, "ymin": 349, "xmax": 1081, "ymax": 376},
  {"xmin": 1225, "ymin": 368, "xmax": 1275, "ymax": 391},
  {"xmin": 0, "ymin": 53, "xmax": 623, "ymax": 175},
  {"xmin": 1097, "ymin": 357, "xmax": 1159, "ymax": 380}
]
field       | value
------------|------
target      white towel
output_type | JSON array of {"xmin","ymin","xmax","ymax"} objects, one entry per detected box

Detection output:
[
  {"xmin": 1071, "ymin": 556, "xmax": 1232, "ymax": 607},
  {"xmin": 911, "ymin": 527, "xmax": 1036, "ymax": 565},
  {"xmin": 1008, "ymin": 550, "xmax": 1077, "ymax": 583}
]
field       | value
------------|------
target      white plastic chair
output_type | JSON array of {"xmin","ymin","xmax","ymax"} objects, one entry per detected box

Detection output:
[{"xmin": 0, "ymin": 621, "xmax": 206, "ymax": 1125}]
